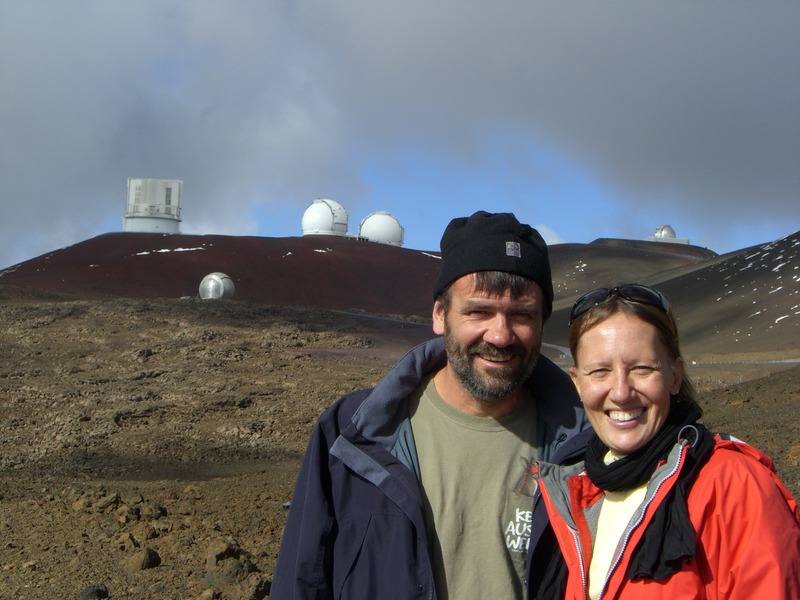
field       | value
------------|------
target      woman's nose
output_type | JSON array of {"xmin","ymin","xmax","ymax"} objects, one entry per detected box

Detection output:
[{"xmin": 609, "ymin": 371, "xmax": 633, "ymax": 402}]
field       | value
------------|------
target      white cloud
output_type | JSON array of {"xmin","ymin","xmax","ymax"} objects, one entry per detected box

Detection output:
[{"xmin": 0, "ymin": 2, "xmax": 797, "ymax": 267}]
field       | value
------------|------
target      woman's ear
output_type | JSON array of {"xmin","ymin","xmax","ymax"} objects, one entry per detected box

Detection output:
[
  {"xmin": 569, "ymin": 366, "xmax": 581, "ymax": 399},
  {"xmin": 671, "ymin": 356, "xmax": 685, "ymax": 395}
]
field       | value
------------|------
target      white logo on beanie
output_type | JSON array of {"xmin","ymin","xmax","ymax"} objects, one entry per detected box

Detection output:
[{"xmin": 506, "ymin": 241, "xmax": 522, "ymax": 258}]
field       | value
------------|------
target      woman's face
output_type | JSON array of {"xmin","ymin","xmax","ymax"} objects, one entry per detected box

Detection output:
[{"xmin": 570, "ymin": 312, "xmax": 684, "ymax": 455}]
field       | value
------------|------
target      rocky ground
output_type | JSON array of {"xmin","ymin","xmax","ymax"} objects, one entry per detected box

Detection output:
[{"xmin": 0, "ymin": 297, "xmax": 798, "ymax": 599}]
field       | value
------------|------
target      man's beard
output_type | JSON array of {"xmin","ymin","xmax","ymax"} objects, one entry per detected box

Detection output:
[{"xmin": 443, "ymin": 326, "xmax": 540, "ymax": 404}]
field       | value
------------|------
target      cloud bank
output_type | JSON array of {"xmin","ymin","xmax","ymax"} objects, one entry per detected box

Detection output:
[{"xmin": 1, "ymin": 2, "xmax": 797, "ymax": 268}]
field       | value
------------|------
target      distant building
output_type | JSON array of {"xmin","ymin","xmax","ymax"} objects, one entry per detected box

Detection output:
[
  {"xmin": 123, "ymin": 178, "xmax": 182, "ymax": 234},
  {"xmin": 301, "ymin": 199, "xmax": 349, "ymax": 237},
  {"xmin": 301, "ymin": 199, "xmax": 404, "ymax": 247},
  {"xmin": 645, "ymin": 225, "xmax": 689, "ymax": 245},
  {"xmin": 358, "ymin": 211, "xmax": 404, "ymax": 246},
  {"xmin": 199, "ymin": 272, "xmax": 235, "ymax": 300}
]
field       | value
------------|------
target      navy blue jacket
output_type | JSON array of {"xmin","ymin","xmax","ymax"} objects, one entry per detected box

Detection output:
[{"xmin": 271, "ymin": 337, "xmax": 589, "ymax": 599}]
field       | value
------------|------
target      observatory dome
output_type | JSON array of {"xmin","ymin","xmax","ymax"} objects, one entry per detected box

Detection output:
[
  {"xmin": 653, "ymin": 225, "xmax": 677, "ymax": 239},
  {"xmin": 199, "ymin": 272, "xmax": 235, "ymax": 300},
  {"xmin": 302, "ymin": 199, "xmax": 348, "ymax": 236},
  {"xmin": 358, "ymin": 211, "xmax": 404, "ymax": 246}
]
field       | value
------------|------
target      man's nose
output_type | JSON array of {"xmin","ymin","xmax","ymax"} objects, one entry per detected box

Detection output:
[{"xmin": 484, "ymin": 314, "xmax": 515, "ymax": 347}]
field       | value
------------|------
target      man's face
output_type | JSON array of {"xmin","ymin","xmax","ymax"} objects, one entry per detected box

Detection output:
[{"xmin": 433, "ymin": 274, "xmax": 545, "ymax": 404}]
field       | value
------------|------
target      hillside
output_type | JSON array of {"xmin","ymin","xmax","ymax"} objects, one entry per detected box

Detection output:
[
  {"xmin": 0, "ymin": 230, "xmax": 798, "ymax": 598},
  {"xmin": 549, "ymin": 238, "xmax": 715, "ymax": 299},
  {"xmin": 2, "ymin": 230, "xmax": 797, "ymax": 363},
  {"xmin": 0, "ymin": 233, "xmax": 442, "ymax": 317}
]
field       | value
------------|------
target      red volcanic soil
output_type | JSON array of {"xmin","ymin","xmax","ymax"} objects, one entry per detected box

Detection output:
[
  {"xmin": 0, "ymin": 233, "xmax": 719, "ymax": 319},
  {"xmin": 0, "ymin": 233, "xmax": 442, "ymax": 318}
]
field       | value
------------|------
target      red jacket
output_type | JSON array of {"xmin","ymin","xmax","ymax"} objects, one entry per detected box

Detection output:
[{"xmin": 534, "ymin": 436, "xmax": 800, "ymax": 599}]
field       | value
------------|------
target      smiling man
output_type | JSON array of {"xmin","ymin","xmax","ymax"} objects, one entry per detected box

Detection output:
[
  {"xmin": 432, "ymin": 274, "xmax": 545, "ymax": 416},
  {"xmin": 272, "ymin": 211, "xmax": 590, "ymax": 600}
]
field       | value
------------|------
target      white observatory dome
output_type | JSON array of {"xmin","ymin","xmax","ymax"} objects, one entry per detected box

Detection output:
[
  {"xmin": 199, "ymin": 272, "xmax": 235, "ymax": 300},
  {"xmin": 302, "ymin": 199, "xmax": 348, "ymax": 236},
  {"xmin": 358, "ymin": 211, "xmax": 404, "ymax": 246},
  {"xmin": 653, "ymin": 225, "xmax": 677, "ymax": 239}
]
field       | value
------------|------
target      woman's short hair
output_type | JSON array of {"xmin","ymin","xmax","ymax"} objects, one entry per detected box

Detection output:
[{"xmin": 568, "ymin": 292, "xmax": 699, "ymax": 407}]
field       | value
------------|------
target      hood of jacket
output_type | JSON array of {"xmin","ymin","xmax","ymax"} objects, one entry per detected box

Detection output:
[{"xmin": 337, "ymin": 337, "xmax": 587, "ymax": 464}]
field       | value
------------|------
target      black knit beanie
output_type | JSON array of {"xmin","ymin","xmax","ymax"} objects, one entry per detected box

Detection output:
[{"xmin": 432, "ymin": 211, "xmax": 553, "ymax": 316}]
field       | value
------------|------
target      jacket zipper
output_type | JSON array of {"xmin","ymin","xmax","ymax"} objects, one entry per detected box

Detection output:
[
  {"xmin": 596, "ymin": 442, "xmax": 687, "ymax": 599},
  {"xmin": 568, "ymin": 526, "xmax": 589, "ymax": 600}
]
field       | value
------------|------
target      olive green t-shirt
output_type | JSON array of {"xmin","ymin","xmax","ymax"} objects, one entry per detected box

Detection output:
[{"xmin": 409, "ymin": 375, "xmax": 538, "ymax": 600}]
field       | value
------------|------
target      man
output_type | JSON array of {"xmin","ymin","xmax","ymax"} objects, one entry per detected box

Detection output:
[{"xmin": 271, "ymin": 211, "xmax": 590, "ymax": 599}]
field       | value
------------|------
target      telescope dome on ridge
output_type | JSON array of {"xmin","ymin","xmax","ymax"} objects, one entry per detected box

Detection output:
[
  {"xmin": 653, "ymin": 225, "xmax": 677, "ymax": 239},
  {"xmin": 302, "ymin": 199, "xmax": 348, "ymax": 236},
  {"xmin": 358, "ymin": 211, "xmax": 404, "ymax": 246},
  {"xmin": 645, "ymin": 224, "xmax": 689, "ymax": 245}
]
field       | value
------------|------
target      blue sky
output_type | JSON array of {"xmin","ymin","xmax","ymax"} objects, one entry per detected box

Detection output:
[{"xmin": 1, "ymin": 2, "xmax": 798, "ymax": 269}]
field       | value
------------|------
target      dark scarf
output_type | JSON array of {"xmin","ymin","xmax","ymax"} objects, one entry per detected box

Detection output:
[
  {"xmin": 585, "ymin": 400, "xmax": 714, "ymax": 579},
  {"xmin": 532, "ymin": 400, "xmax": 714, "ymax": 599}
]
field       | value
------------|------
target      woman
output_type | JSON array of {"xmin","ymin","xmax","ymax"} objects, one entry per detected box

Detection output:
[{"xmin": 527, "ymin": 284, "xmax": 800, "ymax": 599}]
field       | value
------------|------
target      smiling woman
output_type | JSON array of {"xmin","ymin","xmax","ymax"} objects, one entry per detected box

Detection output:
[
  {"xmin": 570, "ymin": 311, "xmax": 683, "ymax": 456},
  {"xmin": 528, "ymin": 284, "xmax": 800, "ymax": 600}
]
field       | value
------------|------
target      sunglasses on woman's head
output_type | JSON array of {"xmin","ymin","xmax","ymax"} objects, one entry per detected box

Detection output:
[{"xmin": 569, "ymin": 284, "xmax": 670, "ymax": 325}]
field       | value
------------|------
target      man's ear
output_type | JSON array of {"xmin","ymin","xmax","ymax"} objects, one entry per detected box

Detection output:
[{"xmin": 432, "ymin": 300, "xmax": 446, "ymax": 335}]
